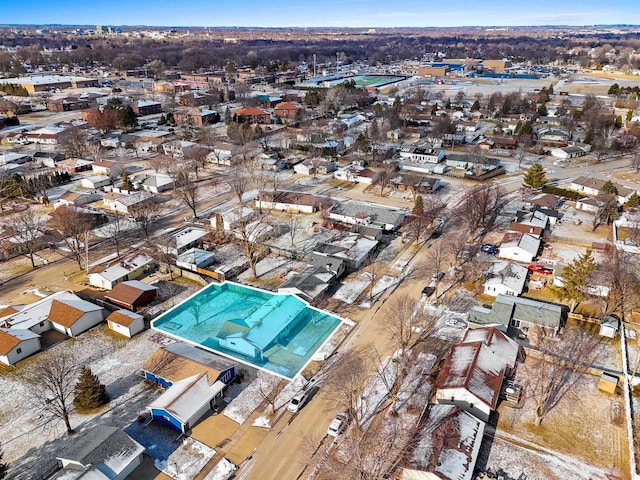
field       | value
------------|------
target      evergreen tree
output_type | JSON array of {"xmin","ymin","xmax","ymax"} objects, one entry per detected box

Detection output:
[
  {"xmin": 627, "ymin": 109, "xmax": 634, "ymax": 123},
  {"xmin": 471, "ymin": 99, "xmax": 481, "ymax": 111},
  {"xmin": 627, "ymin": 192, "xmax": 639, "ymax": 208},
  {"xmin": 615, "ymin": 115, "xmax": 623, "ymax": 129},
  {"xmin": 522, "ymin": 163, "xmax": 547, "ymax": 189},
  {"xmin": 224, "ymin": 106, "xmax": 232, "ymax": 124},
  {"xmin": 584, "ymin": 129, "xmax": 594, "ymax": 145},
  {"xmin": 550, "ymin": 249, "xmax": 597, "ymax": 312},
  {"xmin": 548, "ymin": 84, "xmax": 554, "ymax": 95},
  {"xmin": 412, "ymin": 194, "xmax": 424, "ymax": 215},
  {"xmin": 74, "ymin": 366, "xmax": 109, "ymax": 412},
  {"xmin": 120, "ymin": 171, "xmax": 134, "ymax": 191},
  {"xmin": 601, "ymin": 180, "xmax": 618, "ymax": 195}
]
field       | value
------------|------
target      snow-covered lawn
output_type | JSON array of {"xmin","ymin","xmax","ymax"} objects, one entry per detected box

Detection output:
[
  {"xmin": 204, "ymin": 458, "xmax": 237, "ymax": 480},
  {"xmin": 370, "ymin": 274, "xmax": 400, "ymax": 298},
  {"xmin": 224, "ymin": 370, "xmax": 274, "ymax": 425},
  {"xmin": 334, "ymin": 274, "xmax": 371, "ymax": 304},
  {"xmin": 1, "ymin": 327, "xmax": 170, "ymax": 479},
  {"xmin": 156, "ymin": 437, "xmax": 216, "ymax": 480}
]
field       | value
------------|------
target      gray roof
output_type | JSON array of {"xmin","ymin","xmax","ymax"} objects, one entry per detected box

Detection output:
[
  {"xmin": 56, "ymin": 426, "xmax": 144, "ymax": 467},
  {"xmin": 308, "ymin": 252, "xmax": 346, "ymax": 273},
  {"xmin": 330, "ymin": 201, "xmax": 406, "ymax": 227},
  {"xmin": 469, "ymin": 294, "xmax": 564, "ymax": 329},
  {"xmin": 163, "ymin": 342, "xmax": 237, "ymax": 373}
]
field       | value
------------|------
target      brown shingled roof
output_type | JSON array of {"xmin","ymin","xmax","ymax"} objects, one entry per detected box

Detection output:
[
  {"xmin": 0, "ymin": 330, "xmax": 20, "ymax": 355},
  {"xmin": 107, "ymin": 310, "xmax": 139, "ymax": 327},
  {"xmin": 0, "ymin": 306, "xmax": 19, "ymax": 318},
  {"xmin": 105, "ymin": 283, "xmax": 150, "ymax": 306},
  {"xmin": 142, "ymin": 348, "xmax": 222, "ymax": 386},
  {"xmin": 48, "ymin": 300, "xmax": 85, "ymax": 328}
]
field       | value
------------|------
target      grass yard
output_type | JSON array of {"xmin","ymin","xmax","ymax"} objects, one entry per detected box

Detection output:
[{"xmin": 489, "ymin": 360, "xmax": 629, "ymax": 479}]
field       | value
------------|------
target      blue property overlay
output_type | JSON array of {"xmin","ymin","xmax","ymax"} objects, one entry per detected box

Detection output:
[{"xmin": 151, "ymin": 282, "xmax": 343, "ymax": 379}]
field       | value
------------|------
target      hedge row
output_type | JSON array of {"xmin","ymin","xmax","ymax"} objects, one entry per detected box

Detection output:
[{"xmin": 541, "ymin": 185, "xmax": 582, "ymax": 200}]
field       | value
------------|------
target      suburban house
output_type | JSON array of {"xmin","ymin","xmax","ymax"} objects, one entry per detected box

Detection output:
[
  {"xmin": 435, "ymin": 327, "xmax": 520, "ymax": 422},
  {"xmin": 526, "ymin": 192, "xmax": 563, "ymax": 210},
  {"xmin": 255, "ymin": 190, "xmax": 320, "ymax": 213},
  {"xmin": 278, "ymin": 265, "xmax": 335, "ymax": 302},
  {"xmin": 161, "ymin": 227, "xmax": 209, "ymax": 256},
  {"xmin": 399, "ymin": 146, "xmax": 445, "ymax": 164},
  {"xmin": 80, "ymin": 175, "xmax": 111, "ymax": 189},
  {"xmin": 208, "ymin": 143, "xmax": 236, "ymax": 165},
  {"xmin": 569, "ymin": 176, "xmax": 637, "ymax": 205},
  {"xmin": 387, "ymin": 173, "xmax": 441, "ymax": 194},
  {"xmin": 104, "ymin": 280, "xmax": 158, "ymax": 311},
  {"xmin": 334, "ymin": 165, "xmax": 379, "ymax": 184},
  {"xmin": 313, "ymin": 234, "xmax": 379, "ymax": 270},
  {"xmin": 0, "ymin": 290, "xmax": 105, "ymax": 339},
  {"xmin": 55, "ymin": 425, "xmax": 145, "ymax": 479},
  {"xmin": 293, "ymin": 158, "xmax": 337, "ymax": 175},
  {"xmin": 483, "ymin": 261, "xmax": 529, "ymax": 297},
  {"xmin": 32, "ymin": 151, "xmax": 65, "ymax": 168},
  {"xmin": 53, "ymin": 190, "xmax": 101, "ymax": 208},
  {"xmin": 576, "ymin": 197, "xmax": 607, "ymax": 213},
  {"xmin": 140, "ymin": 173, "xmax": 174, "ymax": 193},
  {"xmin": 509, "ymin": 209, "xmax": 549, "ymax": 238},
  {"xmin": 401, "ymin": 405, "xmax": 485, "ymax": 480},
  {"xmin": 148, "ymin": 373, "xmax": 227, "ymax": 433},
  {"xmin": 176, "ymin": 248, "xmax": 217, "ymax": 273},
  {"xmin": 233, "ymin": 107, "xmax": 271, "ymax": 124},
  {"xmin": 88, "ymin": 253, "xmax": 155, "ymax": 290},
  {"xmin": 210, "ymin": 205, "xmax": 258, "ymax": 231},
  {"xmin": 328, "ymin": 201, "xmax": 407, "ymax": 232},
  {"xmin": 142, "ymin": 342, "xmax": 236, "ymax": 388},
  {"xmin": 498, "ymin": 232, "xmax": 541, "ymax": 263},
  {"xmin": 173, "ymin": 107, "xmax": 219, "ymax": 127},
  {"xmin": 103, "ymin": 190, "xmax": 156, "ymax": 214},
  {"xmin": 468, "ymin": 294, "xmax": 566, "ymax": 336},
  {"xmin": 599, "ymin": 315, "xmax": 620, "ymax": 339},
  {"xmin": 56, "ymin": 158, "xmax": 93, "ymax": 174},
  {"xmin": 162, "ymin": 140, "xmax": 199, "ymax": 158},
  {"xmin": 477, "ymin": 136, "xmax": 518, "ymax": 150},
  {"xmin": 308, "ymin": 251, "xmax": 347, "ymax": 279},
  {"xmin": 107, "ymin": 309, "xmax": 145, "ymax": 338},
  {"xmin": 274, "ymin": 101, "xmax": 301, "ymax": 120},
  {"xmin": 549, "ymin": 145, "xmax": 588, "ymax": 159},
  {"xmin": 0, "ymin": 328, "xmax": 41, "ymax": 366}
]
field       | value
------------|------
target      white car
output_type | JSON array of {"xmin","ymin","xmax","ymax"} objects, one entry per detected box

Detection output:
[
  {"xmin": 327, "ymin": 412, "xmax": 350, "ymax": 437},
  {"xmin": 287, "ymin": 390, "xmax": 309, "ymax": 413}
]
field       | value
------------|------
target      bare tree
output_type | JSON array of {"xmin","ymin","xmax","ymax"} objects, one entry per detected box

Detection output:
[
  {"xmin": 525, "ymin": 325, "xmax": 604, "ymax": 426},
  {"xmin": 234, "ymin": 207, "xmax": 270, "ymax": 279},
  {"xmin": 57, "ymin": 126, "xmax": 90, "ymax": 159},
  {"xmin": 378, "ymin": 293, "xmax": 437, "ymax": 412},
  {"xmin": 284, "ymin": 211, "xmax": 302, "ymax": 247},
  {"xmin": 130, "ymin": 201, "xmax": 161, "ymax": 240},
  {"xmin": 7, "ymin": 208, "xmax": 48, "ymax": 268},
  {"xmin": 455, "ymin": 183, "xmax": 509, "ymax": 237},
  {"xmin": 49, "ymin": 206, "xmax": 93, "ymax": 269},
  {"xmin": 25, "ymin": 351, "xmax": 79, "ymax": 434},
  {"xmin": 255, "ymin": 372, "xmax": 286, "ymax": 415},
  {"xmin": 227, "ymin": 168, "xmax": 250, "ymax": 203},
  {"xmin": 102, "ymin": 210, "xmax": 124, "ymax": 258},
  {"xmin": 147, "ymin": 155, "xmax": 174, "ymax": 174},
  {"xmin": 173, "ymin": 168, "xmax": 200, "ymax": 219},
  {"xmin": 374, "ymin": 165, "xmax": 396, "ymax": 196},
  {"xmin": 596, "ymin": 248, "xmax": 640, "ymax": 317},
  {"xmin": 183, "ymin": 145, "xmax": 210, "ymax": 179}
]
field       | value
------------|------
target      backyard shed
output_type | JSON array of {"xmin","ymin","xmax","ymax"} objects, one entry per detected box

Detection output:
[
  {"xmin": 598, "ymin": 372, "xmax": 619, "ymax": 394},
  {"xmin": 107, "ymin": 309, "xmax": 145, "ymax": 338}
]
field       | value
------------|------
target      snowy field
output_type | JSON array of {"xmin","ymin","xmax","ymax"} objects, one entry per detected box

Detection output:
[{"xmin": 0, "ymin": 327, "xmax": 171, "ymax": 479}]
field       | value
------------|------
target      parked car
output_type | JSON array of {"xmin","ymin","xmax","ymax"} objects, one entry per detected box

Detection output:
[
  {"xmin": 527, "ymin": 264, "xmax": 553, "ymax": 275},
  {"xmin": 421, "ymin": 285, "xmax": 436, "ymax": 297},
  {"xmin": 327, "ymin": 412, "xmax": 350, "ymax": 437},
  {"xmin": 481, "ymin": 244, "xmax": 499, "ymax": 254},
  {"xmin": 288, "ymin": 390, "xmax": 309, "ymax": 413}
]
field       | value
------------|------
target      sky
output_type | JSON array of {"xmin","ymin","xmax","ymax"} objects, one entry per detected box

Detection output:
[{"xmin": 2, "ymin": 0, "xmax": 640, "ymax": 28}]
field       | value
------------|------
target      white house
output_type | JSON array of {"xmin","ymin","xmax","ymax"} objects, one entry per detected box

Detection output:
[
  {"xmin": 328, "ymin": 200, "xmax": 406, "ymax": 232},
  {"xmin": 103, "ymin": 190, "xmax": 156, "ymax": 214},
  {"xmin": 141, "ymin": 173, "xmax": 174, "ymax": 193},
  {"xmin": 483, "ymin": 261, "xmax": 528, "ymax": 297},
  {"xmin": 570, "ymin": 176, "xmax": 636, "ymax": 205},
  {"xmin": 549, "ymin": 145, "xmax": 587, "ymax": 159},
  {"xmin": 334, "ymin": 165, "xmax": 379, "ymax": 184},
  {"xmin": 210, "ymin": 206, "xmax": 258, "ymax": 231},
  {"xmin": 0, "ymin": 329, "xmax": 41, "ymax": 366},
  {"xmin": 107, "ymin": 309, "xmax": 145, "ymax": 338},
  {"xmin": 599, "ymin": 316, "xmax": 619, "ymax": 339},
  {"xmin": 163, "ymin": 227, "xmax": 209, "ymax": 256},
  {"xmin": 47, "ymin": 297, "xmax": 105, "ymax": 337},
  {"xmin": 576, "ymin": 197, "xmax": 605, "ymax": 213},
  {"xmin": 80, "ymin": 175, "xmax": 111, "ymax": 189},
  {"xmin": 1, "ymin": 291, "xmax": 105, "ymax": 338},
  {"xmin": 399, "ymin": 146, "xmax": 445, "ymax": 164},
  {"xmin": 255, "ymin": 191, "xmax": 319, "ymax": 214},
  {"xmin": 498, "ymin": 232, "xmax": 540, "ymax": 263},
  {"xmin": 88, "ymin": 253, "xmax": 155, "ymax": 290},
  {"xmin": 293, "ymin": 158, "xmax": 338, "ymax": 175}
]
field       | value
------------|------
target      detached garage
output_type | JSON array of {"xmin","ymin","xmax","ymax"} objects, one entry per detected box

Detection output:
[
  {"xmin": 107, "ymin": 309, "xmax": 145, "ymax": 338},
  {"xmin": 148, "ymin": 373, "xmax": 226, "ymax": 433}
]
